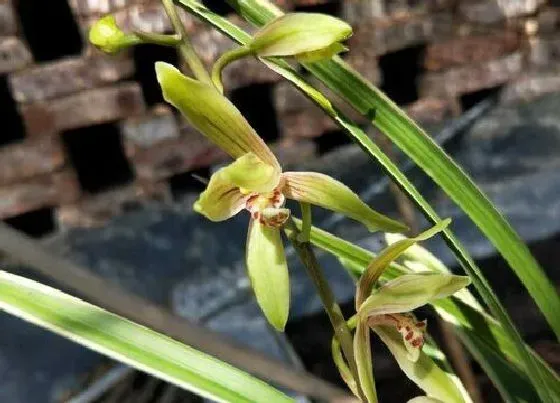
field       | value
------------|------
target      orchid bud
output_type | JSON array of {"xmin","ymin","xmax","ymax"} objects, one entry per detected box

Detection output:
[
  {"xmin": 89, "ymin": 15, "xmax": 139, "ymax": 54},
  {"xmin": 249, "ymin": 13, "xmax": 352, "ymax": 60}
]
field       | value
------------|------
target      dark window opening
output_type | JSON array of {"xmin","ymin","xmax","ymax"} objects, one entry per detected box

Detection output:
[
  {"xmin": 62, "ymin": 124, "xmax": 134, "ymax": 193},
  {"xmin": 294, "ymin": 1, "xmax": 342, "ymax": 16},
  {"xmin": 15, "ymin": 0, "xmax": 82, "ymax": 62},
  {"xmin": 0, "ymin": 76, "xmax": 25, "ymax": 145},
  {"xmin": 460, "ymin": 85, "xmax": 503, "ymax": 110},
  {"xmin": 379, "ymin": 45, "xmax": 426, "ymax": 106},
  {"xmin": 314, "ymin": 128, "xmax": 352, "ymax": 155},
  {"xmin": 4, "ymin": 207, "xmax": 55, "ymax": 238},
  {"xmin": 230, "ymin": 83, "xmax": 279, "ymax": 143},
  {"xmin": 169, "ymin": 167, "xmax": 211, "ymax": 200},
  {"xmin": 201, "ymin": 0, "xmax": 232, "ymax": 15},
  {"xmin": 133, "ymin": 43, "xmax": 179, "ymax": 106}
]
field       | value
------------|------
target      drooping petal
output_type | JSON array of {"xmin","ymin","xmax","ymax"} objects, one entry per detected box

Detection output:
[
  {"xmin": 221, "ymin": 153, "xmax": 280, "ymax": 194},
  {"xmin": 249, "ymin": 13, "xmax": 352, "ymax": 57},
  {"xmin": 193, "ymin": 169, "xmax": 248, "ymax": 222},
  {"xmin": 358, "ymin": 274, "xmax": 471, "ymax": 319},
  {"xmin": 331, "ymin": 335, "xmax": 360, "ymax": 397},
  {"xmin": 282, "ymin": 172, "xmax": 408, "ymax": 233},
  {"xmin": 155, "ymin": 62, "xmax": 280, "ymax": 171},
  {"xmin": 374, "ymin": 326, "xmax": 468, "ymax": 403},
  {"xmin": 246, "ymin": 219, "xmax": 290, "ymax": 331},
  {"xmin": 354, "ymin": 319, "xmax": 377, "ymax": 403},
  {"xmin": 355, "ymin": 220, "xmax": 450, "ymax": 310}
]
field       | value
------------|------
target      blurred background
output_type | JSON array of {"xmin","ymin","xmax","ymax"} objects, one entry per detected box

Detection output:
[{"xmin": 1, "ymin": 0, "xmax": 560, "ymax": 402}]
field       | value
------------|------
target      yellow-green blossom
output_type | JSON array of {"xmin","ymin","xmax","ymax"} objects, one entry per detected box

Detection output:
[{"xmin": 156, "ymin": 62, "xmax": 407, "ymax": 331}]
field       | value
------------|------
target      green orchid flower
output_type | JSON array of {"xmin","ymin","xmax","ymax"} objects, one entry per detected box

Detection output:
[
  {"xmin": 212, "ymin": 13, "xmax": 353, "ymax": 92},
  {"xmin": 249, "ymin": 13, "xmax": 352, "ymax": 61},
  {"xmin": 155, "ymin": 61, "xmax": 407, "ymax": 331},
  {"xmin": 333, "ymin": 222, "xmax": 472, "ymax": 402},
  {"xmin": 89, "ymin": 15, "xmax": 140, "ymax": 54}
]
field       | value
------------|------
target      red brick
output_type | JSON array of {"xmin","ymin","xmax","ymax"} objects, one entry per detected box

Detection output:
[
  {"xmin": 501, "ymin": 69, "xmax": 560, "ymax": 103},
  {"xmin": 348, "ymin": 12, "xmax": 454, "ymax": 57},
  {"xmin": 69, "ymin": 0, "xmax": 150, "ymax": 16},
  {"xmin": 19, "ymin": 82, "xmax": 146, "ymax": 135},
  {"xmin": 343, "ymin": 0, "xmax": 452, "ymax": 23},
  {"xmin": 420, "ymin": 52, "xmax": 524, "ymax": 97},
  {"xmin": 0, "ymin": 170, "xmax": 80, "ymax": 219},
  {"xmin": 9, "ymin": 54, "xmax": 134, "ymax": 103},
  {"xmin": 424, "ymin": 31, "xmax": 521, "ymax": 72},
  {"xmin": 126, "ymin": 125, "xmax": 225, "ymax": 181},
  {"xmin": 404, "ymin": 97, "xmax": 454, "ymax": 125},
  {"xmin": 0, "ymin": 1, "xmax": 17, "ymax": 36},
  {"xmin": 56, "ymin": 182, "xmax": 168, "ymax": 228},
  {"xmin": 0, "ymin": 37, "xmax": 33, "ymax": 74},
  {"xmin": 458, "ymin": 0, "xmax": 545, "ymax": 24},
  {"xmin": 0, "ymin": 137, "xmax": 65, "ymax": 186}
]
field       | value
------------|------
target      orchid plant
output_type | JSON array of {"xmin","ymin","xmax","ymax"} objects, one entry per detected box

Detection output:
[{"xmin": 78, "ymin": 4, "xmax": 560, "ymax": 403}]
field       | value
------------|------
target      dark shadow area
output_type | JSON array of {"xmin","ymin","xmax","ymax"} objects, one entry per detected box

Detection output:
[
  {"xmin": 230, "ymin": 83, "xmax": 279, "ymax": 142},
  {"xmin": 15, "ymin": 0, "xmax": 83, "ymax": 62},
  {"xmin": 134, "ymin": 44, "xmax": 179, "ymax": 106},
  {"xmin": 169, "ymin": 167, "xmax": 211, "ymax": 200},
  {"xmin": 379, "ymin": 45, "xmax": 426, "ymax": 105},
  {"xmin": 0, "ymin": 75, "xmax": 25, "ymax": 146},
  {"xmin": 202, "ymin": 0, "xmax": 232, "ymax": 15},
  {"xmin": 314, "ymin": 129, "xmax": 353, "ymax": 155},
  {"xmin": 4, "ymin": 207, "xmax": 55, "ymax": 238},
  {"xmin": 294, "ymin": 0, "xmax": 342, "ymax": 15},
  {"xmin": 62, "ymin": 124, "xmax": 134, "ymax": 194},
  {"xmin": 460, "ymin": 85, "xmax": 503, "ymax": 111}
]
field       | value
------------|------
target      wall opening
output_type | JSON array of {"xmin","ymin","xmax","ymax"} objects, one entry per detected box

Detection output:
[
  {"xmin": 15, "ymin": 0, "xmax": 83, "ymax": 62},
  {"xmin": 134, "ymin": 43, "xmax": 179, "ymax": 106},
  {"xmin": 201, "ymin": 0, "xmax": 232, "ymax": 15},
  {"xmin": 294, "ymin": 1, "xmax": 342, "ymax": 15},
  {"xmin": 169, "ymin": 167, "xmax": 211, "ymax": 200},
  {"xmin": 230, "ymin": 83, "xmax": 279, "ymax": 143},
  {"xmin": 4, "ymin": 207, "xmax": 56, "ymax": 238},
  {"xmin": 460, "ymin": 85, "xmax": 503, "ymax": 110},
  {"xmin": 314, "ymin": 129, "xmax": 353, "ymax": 155},
  {"xmin": 0, "ymin": 75, "xmax": 25, "ymax": 146},
  {"xmin": 379, "ymin": 45, "xmax": 426, "ymax": 106},
  {"xmin": 62, "ymin": 123, "xmax": 134, "ymax": 194}
]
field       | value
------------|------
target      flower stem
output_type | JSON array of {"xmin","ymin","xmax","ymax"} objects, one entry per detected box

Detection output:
[
  {"xmin": 285, "ymin": 220, "xmax": 365, "ymax": 400},
  {"xmin": 162, "ymin": 0, "xmax": 211, "ymax": 84},
  {"xmin": 133, "ymin": 31, "xmax": 182, "ymax": 47},
  {"xmin": 297, "ymin": 203, "xmax": 311, "ymax": 243},
  {"xmin": 211, "ymin": 46, "xmax": 253, "ymax": 93}
]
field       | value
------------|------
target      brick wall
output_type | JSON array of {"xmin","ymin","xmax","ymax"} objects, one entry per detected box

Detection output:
[{"xmin": 1, "ymin": 0, "xmax": 560, "ymax": 235}]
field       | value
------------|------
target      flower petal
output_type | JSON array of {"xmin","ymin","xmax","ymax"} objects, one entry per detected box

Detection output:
[
  {"xmin": 408, "ymin": 397, "xmax": 446, "ymax": 403},
  {"xmin": 249, "ymin": 13, "xmax": 352, "ymax": 57},
  {"xmin": 246, "ymin": 219, "xmax": 290, "ymax": 331},
  {"xmin": 221, "ymin": 153, "xmax": 280, "ymax": 194},
  {"xmin": 358, "ymin": 274, "xmax": 471, "ymax": 319},
  {"xmin": 282, "ymin": 172, "xmax": 408, "ymax": 233},
  {"xmin": 193, "ymin": 169, "xmax": 248, "ymax": 222},
  {"xmin": 155, "ymin": 62, "xmax": 280, "ymax": 171},
  {"xmin": 354, "ymin": 319, "xmax": 377, "ymax": 402},
  {"xmin": 356, "ymin": 220, "xmax": 450, "ymax": 310},
  {"xmin": 374, "ymin": 326, "xmax": 468, "ymax": 403},
  {"xmin": 296, "ymin": 42, "xmax": 348, "ymax": 63}
]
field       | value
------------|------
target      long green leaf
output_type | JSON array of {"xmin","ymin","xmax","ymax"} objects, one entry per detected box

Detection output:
[
  {"xmin": 0, "ymin": 270, "xmax": 292, "ymax": 403},
  {"xmin": 226, "ymin": 0, "xmax": 560, "ymax": 346},
  {"xmin": 223, "ymin": 0, "xmax": 560, "ymax": 340},
  {"xmin": 173, "ymin": 2, "xmax": 558, "ymax": 400},
  {"xmin": 291, "ymin": 222, "xmax": 560, "ymax": 402}
]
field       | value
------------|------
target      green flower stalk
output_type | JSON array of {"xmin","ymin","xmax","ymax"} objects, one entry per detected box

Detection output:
[
  {"xmin": 155, "ymin": 62, "xmax": 407, "ymax": 331},
  {"xmin": 333, "ymin": 222, "xmax": 472, "ymax": 402},
  {"xmin": 89, "ymin": 15, "xmax": 181, "ymax": 54},
  {"xmin": 212, "ymin": 12, "xmax": 352, "ymax": 92}
]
